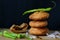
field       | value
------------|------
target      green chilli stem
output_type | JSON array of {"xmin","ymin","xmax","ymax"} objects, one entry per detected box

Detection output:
[{"xmin": 23, "ymin": 7, "xmax": 52, "ymax": 15}]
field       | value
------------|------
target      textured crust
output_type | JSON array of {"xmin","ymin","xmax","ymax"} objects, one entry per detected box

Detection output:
[
  {"xmin": 10, "ymin": 23, "xmax": 28, "ymax": 33},
  {"xmin": 29, "ymin": 11, "xmax": 49, "ymax": 21},
  {"xmin": 29, "ymin": 21, "xmax": 48, "ymax": 28},
  {"xmin": 29, "ymin": 28, "xmax": 49, "ymax": 36}
]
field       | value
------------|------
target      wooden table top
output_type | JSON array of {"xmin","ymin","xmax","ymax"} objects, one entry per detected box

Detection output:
[{"xmin": 0, "ymin": 28, "xmax": 60, "ymax": 40}]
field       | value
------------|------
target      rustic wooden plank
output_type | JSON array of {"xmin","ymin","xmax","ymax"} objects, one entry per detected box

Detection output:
[{"xmin": 0, "ymin": 29, "xmax": 60, "ymax": 40}]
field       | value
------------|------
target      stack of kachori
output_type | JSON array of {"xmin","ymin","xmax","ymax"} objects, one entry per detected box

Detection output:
[{"xmin": 29, "ymin": 11, "xmax": 49, "ymax": 36}]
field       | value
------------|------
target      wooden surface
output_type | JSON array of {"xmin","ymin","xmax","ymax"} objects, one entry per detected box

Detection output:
[
  {"xmin": 0, "ymin": 29, "xmax": 60, "ymax": 40},
  {"xmin": 0, "ymin": 36, "xmax": 60, "ymax": 40}
]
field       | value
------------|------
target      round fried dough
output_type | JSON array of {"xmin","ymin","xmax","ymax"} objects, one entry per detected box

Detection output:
[
  {"xmin": 29, "ymin": 11, "xmax": 49, "ymax": 20},
  {"xmin": 29, "ymin": 28, "xmax": 49, "ymax": 36},
  {"xmin": 29, "ymin": 21, "xmax": 48, "ymax": 28}
]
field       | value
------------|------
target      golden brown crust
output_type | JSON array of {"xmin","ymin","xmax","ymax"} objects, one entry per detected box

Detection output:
[
  {"xmin": 29, "ymin": 28, "xmax": 49, "ymax": 36},
  {"xmin": 10, "ymin": 23, "xmax": 28, "ymax": 33},
  {"xmin": 29, "ymin": 21, "xmax": 48, "ymax": 28},
  {"xmin": 29, "ymin": 11, "xmax": 49, "ymax": 20}
]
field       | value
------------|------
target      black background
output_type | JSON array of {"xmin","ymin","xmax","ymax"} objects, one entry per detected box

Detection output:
[{"xmin": 0, "ymin": 0, "xmax": 60, "ymax": 30}]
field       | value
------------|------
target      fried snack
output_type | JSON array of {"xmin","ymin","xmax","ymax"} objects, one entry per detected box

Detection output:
[
  {"xmin": 29, "ymin": 11, "xmax": 49, "ymax": 20},
  {"xmin": 29, "ymin": 28, "xmax": 49, "ymax": 36},
  {"xmin": 10, "ymin": 23, "xmax": 28, "ymax": 33},
  {"xmin": 29, "ymin": 21, "xmax": 48, "ymax": 28}
]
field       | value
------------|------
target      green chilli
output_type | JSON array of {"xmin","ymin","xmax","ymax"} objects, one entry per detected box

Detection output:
[
  {"xmin": 0, "ymin": 32, "xmax": 3, "ymax": 35},
  {"xmin": 3, "ymin": 31, "xmax": 16, "ymax": 39},
  {"xmin": 3, "ymin": 31, "xmax": 17, "ymax": 37},
  {"xmin": 0, "ymin": 30, "xmax": 32, "ymax": 40},
  {"xmin": 16, "ymin": 34, "xmax": 21, "ymax": 38},
  {"xmin": 23, "ymin": 7, "xmax": 52, "ymax": 15},
  {"xmin": 3, "ymin": 33, "xmax": 16, "ymax": 39},
  {"xmin": 20, "ymin": 34, "xmax": 26, "ymax": 38}
]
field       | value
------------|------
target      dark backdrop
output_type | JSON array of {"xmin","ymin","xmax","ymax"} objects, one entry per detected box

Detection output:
[{"xmin": 0, "ymin": 0, "xmax": 60, "ymax": 30}]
